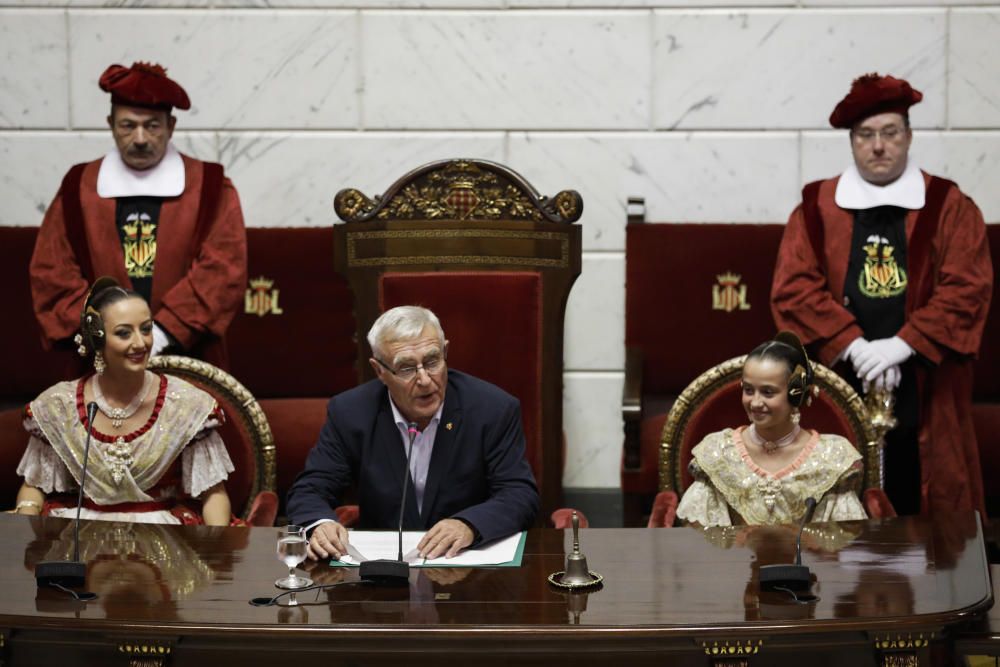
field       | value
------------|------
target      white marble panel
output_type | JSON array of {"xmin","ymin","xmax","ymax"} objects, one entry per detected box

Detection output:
[
  {"xmin": 562, "ymin": 371, "xmax": 624, "ymax": 488},
  {"xmin": 653, "ymin": 9, "xmax": 946, "ymax": 130},
  {"xmin": 564, "ymin": 253, "xmax": 624, "ymax": 371},
  {"xmin": 508, "ymin": 132, "xmax": 799, "ymax": 251},
  {"xmin": 362, "ymin": 11, "xmax": 650, "ymax": 130},
  {"xmin": 511, "ymin": 0, "xmax": 788, "ymax": 5},
  {"xmin": 802, "ymin": 130, "xmax": 1000, "ymax": 223},
  {"xmin": 0, "ymin": 10, "xmax": 67, "ymax": 129},
  {"xmin": 68, "ymin": 10, "xmax": 357, "ymax": 130},
  {"xmin": 217, "ymin": 131, "xmax": 505, "ymax": 227},
  {"xmin": 214, "ymin": 0, "xmax": 500, "ymax": 6},
  {"xmin": 0, "ymin": 131, "xmax": 217, "ymax": 227},
  {"xmin": 0, "ymin": 0, "xmax": 209, "ymax": 5},
  {"xmin": 949, "ymin": 9, "xmax": 1000, "ymax": 129},
  {"xmin": 803, "ymin": 0, "xmax": 993, "ymax": 5}
]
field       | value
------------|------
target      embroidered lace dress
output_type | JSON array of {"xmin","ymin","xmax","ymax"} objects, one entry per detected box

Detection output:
[
  {"xmin": 676, "ymin": 427, "xmax": 867, "ymax": 527},
  {"xmin": 17, "ymin": 373, "xmax": 234, "ymax": 524}
]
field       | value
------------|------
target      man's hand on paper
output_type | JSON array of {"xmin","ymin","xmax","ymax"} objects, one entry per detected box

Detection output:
[
  {"xmin": 417, "ymin": 519, "xmax": 473, "ymax": 559},
  {"xmin": 307, "ymin": 521, "xmax": 350, "ymax": 561}
]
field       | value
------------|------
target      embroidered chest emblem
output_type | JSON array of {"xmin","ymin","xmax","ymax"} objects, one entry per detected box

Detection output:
[
  {"xmin": 106, "ymin": 436, "xmax": 133, "ymax": 486},
  {"xmin": 859, "ymin": 235, "xmax": 907, "ymax": 298},
  {"xmin": 712, "ymin": 272, "xmax": 751, "ymax": 312},
  {"xmin": 244, "ymin": 276, "xmax": 284, "ymax": 317},
  {"xmin": 122, "ymin": 213, "xmax": 157, "ymax": 278},
  {"xmin": 755, "ymin": 477, "xmax": 782, "ymax": 512}
]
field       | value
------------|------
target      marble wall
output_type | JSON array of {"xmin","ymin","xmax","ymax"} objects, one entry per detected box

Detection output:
[{"xmin": 2, "ymin": 2, "xmax": 998, "ymax": 489}]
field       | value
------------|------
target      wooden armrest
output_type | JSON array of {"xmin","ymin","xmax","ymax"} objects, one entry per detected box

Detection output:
[{"xmin": 622, "ymin": 346, "xmax": 643, "ymax": 471}]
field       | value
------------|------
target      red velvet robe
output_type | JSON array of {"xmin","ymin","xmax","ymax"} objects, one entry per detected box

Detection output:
[
  {"xmin": 772, "ymin": 172, "xmax": 993, "ymax": 516},
  {"xmin": 30, "ymin": 154, "xmax": 247, "ymax": 366}
]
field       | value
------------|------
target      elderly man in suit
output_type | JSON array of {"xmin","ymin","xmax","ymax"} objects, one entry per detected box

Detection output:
[{"xmin": 288, "ymin": 305, "xmax": 539, "ymax": 560}]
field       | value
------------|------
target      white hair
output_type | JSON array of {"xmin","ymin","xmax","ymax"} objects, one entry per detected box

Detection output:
[{"xmin": 367, "ymin": 306, "xmax": 446, "ymax": 360}]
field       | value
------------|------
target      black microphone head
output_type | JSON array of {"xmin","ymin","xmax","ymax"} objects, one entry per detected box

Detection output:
[
  {"xmin": 805, "ymin": 497, "xmax": 817, "ymax": 510},
  {"xmin": 86, "ymin": 401, "xmax": 98, "ymax": 419}
]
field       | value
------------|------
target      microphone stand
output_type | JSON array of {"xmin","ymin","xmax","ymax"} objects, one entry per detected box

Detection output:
[
  {"xmin": 36, "ymin": 402, "xmax": 98, "ymax": 589},
  {"xmin": 759, "ymin": 497, "xmax": 817, "ymax": 592},
  {"xmin": 359, "ymin": 422, "xmax": 418, "ymax": 586}
]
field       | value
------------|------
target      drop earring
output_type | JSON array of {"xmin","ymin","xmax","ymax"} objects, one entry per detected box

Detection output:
[
  {"xmin": 94, "ymin": 351, "xmax": 106, "ymax": 375},
  {"xmin": 790, "ymin": 408, "xmax": 801, "ymax": 425}
]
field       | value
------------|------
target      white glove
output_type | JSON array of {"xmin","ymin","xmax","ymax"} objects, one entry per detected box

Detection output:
[
  {"xmin": 151, "ymin": 323, "xmax": 171, "ymax": 356},
  {"xmin": 855, "ymin": 336, "xmax": 913, "ymax": 383},
  {"xmin": 840, "ymin": 337, "xmax": 869, "ymax": 366},
  {"xmin": 864, "ymin": 365, "xmax": 902, "ymax": 393}
]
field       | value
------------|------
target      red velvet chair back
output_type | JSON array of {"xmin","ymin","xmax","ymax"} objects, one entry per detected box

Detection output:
[
  {"xmin": 333, "ymin": 159, "xmax": 582, "ymax": 515},
  {"xmin": 147, "ymin": 356, "xmax": 276, "ymax": 520},
  {"xmin": 0, "ymin": 227, "xmax": 78, "ymax": 405},
  {"xmin": 226, "ymin": 227, "xmax": 358, "ymax": 399},
  {"xmin": 660, "ymin": 356, "xmax": 881, "ymax": 496},
  {"xmin": 626, "ymin": 223, "xmax": 785, "ymax": 396}
]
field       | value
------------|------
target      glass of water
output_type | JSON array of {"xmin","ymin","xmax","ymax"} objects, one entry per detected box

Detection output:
[{"xmin": 275, "ymin": 525, "xmax": 312, "ymax": 589}]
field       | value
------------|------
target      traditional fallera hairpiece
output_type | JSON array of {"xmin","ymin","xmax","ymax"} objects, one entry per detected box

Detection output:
[{"xmin": 74, "ymin": 276, "xmax": 123, "ymax": 358}]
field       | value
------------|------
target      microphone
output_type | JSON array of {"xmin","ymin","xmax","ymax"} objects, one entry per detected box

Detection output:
[
  {"xmin": 359, "ymin": 421, "xmax": 419, "ymax": 586},
  {"xmin": 759, "ymin": 497, "xmax": 817, "ymax": 592},
  {"xmin": 36, "ymin": 401, "xmax": 98, "ymax": 589}
]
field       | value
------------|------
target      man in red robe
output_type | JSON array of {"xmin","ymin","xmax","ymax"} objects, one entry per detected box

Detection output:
[
  {"xmin": 771, "ymin": 73, "xmax": 992, "ymax": 516},
  {"xmin": 30, "ymin": 62, "xmax": 246, "ymax": 368}
]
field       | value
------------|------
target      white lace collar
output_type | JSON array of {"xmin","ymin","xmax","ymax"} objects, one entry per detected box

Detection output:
[
  {"xmin": 834, "ymin": 159, "xmax": 925, "ymax": 210},
  {"xmin": 97, "ymin": 143, "xmax": 185, "ymax": 199}
]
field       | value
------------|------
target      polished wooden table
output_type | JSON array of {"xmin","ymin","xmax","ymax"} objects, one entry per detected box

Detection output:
[{"xmin": 0, "ymin": 512, "xmax": 991, "ymax": 666}]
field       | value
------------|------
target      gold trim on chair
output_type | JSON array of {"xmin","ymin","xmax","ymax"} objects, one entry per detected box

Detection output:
[
  {"xmin": 658, "ymin": 355, "xmax": 882, "ymax": 495},
  {"xmin": 147, "ymin": 356, "xmax": 277, "ymax": 520},
  {"xmin": 334, "ymin": 159, "xmax": 583, "ymax": 225}
]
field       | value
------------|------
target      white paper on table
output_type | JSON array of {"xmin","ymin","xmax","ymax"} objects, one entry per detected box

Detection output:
[{"xmin": 334, "ymin": 530, "xmax": 523, "ymax": 567}]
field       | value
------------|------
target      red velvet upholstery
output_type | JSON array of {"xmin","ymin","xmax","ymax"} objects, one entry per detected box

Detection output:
[
  {"xmin": 647, "ymin": 490, "xmax": 679, "ymax": 528},
  {"xmin": 259, "ymin": 397, "xmax": 330, "ymax": 505},
  {"xmin": 550, "ymin": 508, "xmax": 589, "ymax": 530},
  {"xmin": 863, "ymin": 488, "xmax": 896, "ymax": 520},
  {"xmin": 379, "ymin": 271, "xmax": 544, "ymax": 486},
  {"xmin": 227, "ymin": 227, "xmax": 357, "ymax": 398},
  {"xmin": 335, "ymin": 504, "xmax": 360, "ymax": 528},
  {"xmin": 622, "ymin": 223, "xmax": 785, "ymax": 520},
  {"xmin": 0, "ymin": 408, "xmax": 26, "ymax": 508},
  {"xmin": 0, "ymin": 227, "xmax": 75, "ymax": 404},
  {"xmin": 625, "ymin": 224, "xmax": 785, "ymax": 395}
]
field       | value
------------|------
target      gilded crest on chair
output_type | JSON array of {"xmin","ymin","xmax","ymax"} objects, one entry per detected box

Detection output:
[{"xmin": 334, "ymin": 159, "xmax": 582, "ymax": 224}]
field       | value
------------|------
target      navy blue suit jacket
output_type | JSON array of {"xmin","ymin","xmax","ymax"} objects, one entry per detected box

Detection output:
[{"xmin": 286, "ymin": 370, "xmax": 539, "ymax": 545}]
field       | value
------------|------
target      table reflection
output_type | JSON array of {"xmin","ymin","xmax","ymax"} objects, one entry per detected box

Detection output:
[{"xmin": 25, "ymin": 520, "xmax": 247, "ymax": 618}]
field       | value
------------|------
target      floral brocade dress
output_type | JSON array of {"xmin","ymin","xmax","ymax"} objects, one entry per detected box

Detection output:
[
  {"xmin": 675, "ymin": 427, "xmax": 868, "ymax": 527},
  {"xmin": 17, "ymin": 373, "xmax": 235, "ymax": 524}
]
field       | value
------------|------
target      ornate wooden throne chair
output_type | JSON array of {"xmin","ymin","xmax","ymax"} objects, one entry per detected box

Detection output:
[
  {"xmin": 332, "ymin": 159, "xmax": 582, "ymax": 523},
  {"xmin": 647, "ymin": 356, "xmax": 894, "ymax": 528},
  {"xmin": 147, "ymin": 356, "xmax": 278, "ymax": 526}
]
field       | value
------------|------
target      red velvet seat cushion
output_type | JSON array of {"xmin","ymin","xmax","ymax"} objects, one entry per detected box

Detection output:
[
  {"xmin": 227, "ymin": 227, "xmax": 357, "ymax": 399},
  {"xmin": 626, "ymin": 224, "xmax": 785, "ymax": 396},
  {"xmin": 379, "ymin": 271, "xmax": 543, "ymax": 482}
]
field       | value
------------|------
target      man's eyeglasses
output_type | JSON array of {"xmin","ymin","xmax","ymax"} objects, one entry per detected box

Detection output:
[
  {"xmin": 852, "ymin": 125, "xmax": 906, "ymax": 144},
  {"xmin": 375, "ymin": 355, "xmax": 444, "ymax": 381}
]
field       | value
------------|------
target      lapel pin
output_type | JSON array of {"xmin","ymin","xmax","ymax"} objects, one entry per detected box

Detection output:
[{"xmin": 446, "ymin": 422, "xmax": 453, "ymax": 431}]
